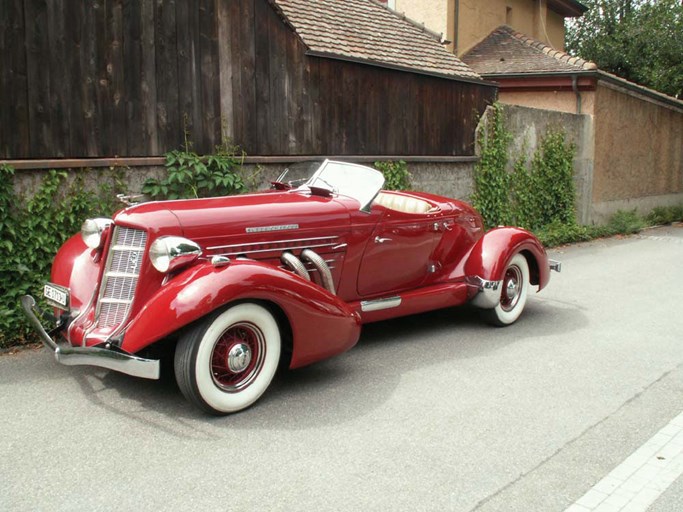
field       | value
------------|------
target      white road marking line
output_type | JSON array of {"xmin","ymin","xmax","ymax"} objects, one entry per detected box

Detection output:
[{"xmin": 566, "ymin": 411, "xmax": 683, "ymax": 512}]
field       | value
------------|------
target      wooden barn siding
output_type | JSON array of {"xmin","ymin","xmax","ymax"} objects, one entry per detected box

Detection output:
[
  {"xmin": 0, "ymin": 0, "xmax": 494, "ymax": 159},
  {"xmin": 226, "ymin": 0, "xmax": 495, "ymax": 156},
  {"xmin": 0, "ymin": 0, "xmax": 222, "ymax": 159}
]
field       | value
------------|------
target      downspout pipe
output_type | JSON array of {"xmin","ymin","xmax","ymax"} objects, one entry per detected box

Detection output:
[
  {"xmin": 572, "ymin": 74, "xmax": 582, "ymax": 114},
  {"xmin": 454, "ymin": 0, "xmax": 460, "ymax": 55}
]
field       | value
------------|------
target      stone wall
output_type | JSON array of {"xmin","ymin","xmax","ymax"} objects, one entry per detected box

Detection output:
[
  {"xmin": 501, "ymin": 104, "xmax": 595, "ymax": 224},
  {"xmin": 11, "ymin": 159, "xmax": 476, "ymax": 207},
  {"xmin": 591, "ymin": 82, "xmax": 683, "ymax": 223}
]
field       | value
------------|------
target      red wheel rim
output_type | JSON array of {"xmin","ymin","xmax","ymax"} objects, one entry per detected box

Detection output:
[
  {"xmin": 500, "ymin": 265, "xmax": 523, "ymax": 312},
  {"xmin": 210, "ymin": 322, "xmax": 266, "ymax": 392}
]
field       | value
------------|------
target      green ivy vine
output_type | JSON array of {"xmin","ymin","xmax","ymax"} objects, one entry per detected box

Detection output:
[
  {"xmin": 0, "ymin": 165, "xmax": 127, "ymax": 348},
  {"xmin": 472, "ymin": 103, "xmax": 577, "ymax": 231},
  {"xmin": 374, "ymin": 160, "xmax": 411, "ymax": 191}
]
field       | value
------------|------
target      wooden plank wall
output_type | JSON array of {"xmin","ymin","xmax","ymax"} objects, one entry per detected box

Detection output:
[
  {"xmin": 0, "ymin": 0, "xmax": 495, "ymax": 160},
  {"xmin": 0, "ymin": 0, "xmax": 222, "ymax": 159}
]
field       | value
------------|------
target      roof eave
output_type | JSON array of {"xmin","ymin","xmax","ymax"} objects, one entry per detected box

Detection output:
[
  {"xmin": 483, "ymin": 70, "xmax": 683, "ymax": 111},
  {"xmin": 305, "ymin": 50, "xmax": 498, "ymax": 88},
  {"xmin": 547, "ymin": 0, "xmax": 588, "ymax": 18}
]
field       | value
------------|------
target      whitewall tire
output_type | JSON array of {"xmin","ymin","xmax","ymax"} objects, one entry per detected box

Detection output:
[
  {"xmin": 482, "ymin": 253, "xmax": 530, "ymax": 327},
  {"xmin": 174, "ymin": 303, "xmax": 281, "ymax": 415}
]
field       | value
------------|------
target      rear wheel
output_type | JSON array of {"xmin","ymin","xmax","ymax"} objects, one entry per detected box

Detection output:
[
  {"xmin": 174, "ymin": 303, "xmax": 281, "ymax": 414},
  {"xmin": 481, "ymin": 253, "xmax": 530, "ymax": 327}
]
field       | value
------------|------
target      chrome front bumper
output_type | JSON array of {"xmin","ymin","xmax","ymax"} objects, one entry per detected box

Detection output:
[{"xmin": 21, "ymin": 295, "xmax": 160, "ymax": 380}]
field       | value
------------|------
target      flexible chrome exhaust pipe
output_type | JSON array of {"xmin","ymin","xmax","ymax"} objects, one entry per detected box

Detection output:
[
  {"xmin": 301, "ymin": 249, "xmax": 336, "ymax": 294},
  {"xmin": 280, "ymin": 252, "xmax": 310, "ymax": 281}
]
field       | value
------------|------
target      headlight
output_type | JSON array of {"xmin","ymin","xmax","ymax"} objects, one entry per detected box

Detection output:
[
  {"xmin": 149, "ymin": 236, "xmax": 202, "ymax": 273},
  {"xmin": 81, "ymin": 218, "xmax": 113, "ymax": 249}
]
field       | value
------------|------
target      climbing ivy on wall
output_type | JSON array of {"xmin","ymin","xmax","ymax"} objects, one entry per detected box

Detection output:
[{"xmin": 472, "ymin": 104, "xmax": 577, "ymax": 231}]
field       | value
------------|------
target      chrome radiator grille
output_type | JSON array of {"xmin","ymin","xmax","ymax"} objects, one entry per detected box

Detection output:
[{"xmin": 97, "ymin": 226, "xmax": 148, "ymax": 329}]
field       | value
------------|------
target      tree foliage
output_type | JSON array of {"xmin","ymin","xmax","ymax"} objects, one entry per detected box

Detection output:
[{"xmin": 566, "ymin": 0, "xmax": 683, "ymax": 98}]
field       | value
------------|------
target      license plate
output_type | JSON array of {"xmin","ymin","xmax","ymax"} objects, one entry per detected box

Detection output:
[{"xmin": 44, "ymin": 283, "xmax": 70, "ymax": 309}]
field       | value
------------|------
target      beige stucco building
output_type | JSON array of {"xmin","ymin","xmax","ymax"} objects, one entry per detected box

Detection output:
[
  {"xmin": 379, "ymin": 0, "xmax": 585, "ymax": 55},
  {"xmin": 461, "ymin": 25, "xmax": 683, "ymax": 223}
]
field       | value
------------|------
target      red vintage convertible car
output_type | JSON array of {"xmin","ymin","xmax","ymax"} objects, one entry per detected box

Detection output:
[{"xmin": 22, "ymin": 160, "xmax": 559, "ymax": 414}]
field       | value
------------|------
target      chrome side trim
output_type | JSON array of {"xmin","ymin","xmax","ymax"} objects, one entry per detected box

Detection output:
[
  {"xmin": 280, "ymin": 252, "xmax": 311, "ymax": 281},
  {"xmin": 215, "ymin": 242, "xmax": 338, "ymax": 257},
  {"xmin": 246, "ymin": 224, "xmax": 299, "ymax": 233},
  {"xmin": 207, "ymin": 235, "xmax": 338, "ymax": 251},
  {"xmin": 21, "ymin": 295, "xmax": 160, "ymax": 380},
  {"xmin": 466, "ymin": 276, "xmax": 503, "ymax": 309},
  {"xmin": 301, "ymin": 249, "xmax": 336, "ymax": 294},
  {"xmin": 360, "ymin": 296, "xmax": 402, "ymax": 312},
  {"xmin": 549, "ymin": 259, "xmax": 562, "ymax": 272}
]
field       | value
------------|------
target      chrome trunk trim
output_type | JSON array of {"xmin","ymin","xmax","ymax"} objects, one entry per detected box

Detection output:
[{"xmin": 360, "ymin": 296, "xmax": 402, "ymax": 312}]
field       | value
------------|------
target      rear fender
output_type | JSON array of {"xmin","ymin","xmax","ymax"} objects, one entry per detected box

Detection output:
[
  {"xmin": 121, "ymin": 260, "xmax": 361, "ymax": 369},
  {"xmin": 463, "ymin": 227, "xmax": 550, "ymax": 289}
]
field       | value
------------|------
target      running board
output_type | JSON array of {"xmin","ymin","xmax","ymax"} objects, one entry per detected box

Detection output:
[{"xmin": 353, "ymin": 282, "xmax": 469, "ymax": 324}]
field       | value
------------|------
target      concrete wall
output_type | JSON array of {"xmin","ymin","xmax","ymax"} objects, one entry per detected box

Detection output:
[
  {"xmin": 12, "ymin": 160, "xmax": 476, "ymax": 207},
  {"xmin": 591, "ymin": 82, "xmax": 683, "ymax": 222},
  {"xmin": 501, "ymin": 105, "xmax": 595, "ymax": 224},
  {"xmin": 500, "ymin": 89, "xmax": 596, "ymax": 115}
]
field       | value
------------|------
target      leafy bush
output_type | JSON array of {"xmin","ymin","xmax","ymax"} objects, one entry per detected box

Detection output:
[
  {"xmin": 472, "ymin": 104, "xmax": 577, "ymax": 232},
  {"xmin": 513, "ymin": 131, "xmax": 576, "ymax": 230},
  {"xmin": 471, "ymin": 104, "xmax": 513, "ymax": 227},
  {"xmin": 605, "ymin": 209, "xmax": 646, "ymax": 235},
  {"xmin": 0, "ymin": 166, "xmax": 126, "ymax": 348},
  {"xmin": 143, "ymin": 141, "xmax": 246, "ymax": 200},
  {"xmin": 374, "ymin": 160, "xmax": 411, "ymax": 191},
  {"xmin": 646, "ymin": 205, "xmax": 683, "ymax": 225}
]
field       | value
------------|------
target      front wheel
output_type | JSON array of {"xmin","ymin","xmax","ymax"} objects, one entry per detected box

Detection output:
[
  {"xmin": 481, "ymin": 253, "xmax": 530, "ymax": 327},
  {"xmin": 174, "ymin": 303, "xmax": 281, "ymax": 415}
]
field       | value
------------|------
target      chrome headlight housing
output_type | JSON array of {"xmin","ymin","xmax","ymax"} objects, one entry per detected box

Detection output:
[
  {"xmin": 149, "ymin": 236, "xmax": 202, "ymax": 273},
  {"xmin": 81, "ymin": 218, "xmax": 113, "ymax": 249}
]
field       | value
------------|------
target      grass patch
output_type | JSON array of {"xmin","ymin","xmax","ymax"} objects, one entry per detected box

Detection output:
[{"xmin": 537, "ymin": 205, "xmax": 683, "ymax": 247}]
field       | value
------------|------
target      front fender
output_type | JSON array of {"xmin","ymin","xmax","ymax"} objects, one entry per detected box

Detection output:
[
  {"xmin": 51, "ymin": 234, "xmax": 101, "ymax": 312},
  {"xmin": 464, "ymin": 227, "xmax": 550, "ymax": 290},
  {"xmin": 121, "ymin": 260, "xmax": 361, "ymax": 369}
]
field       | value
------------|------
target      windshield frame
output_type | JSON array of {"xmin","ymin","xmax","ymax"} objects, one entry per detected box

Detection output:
[{"xmin": 300, "ymin": 160, "xmax": 385, "ymax": 211}]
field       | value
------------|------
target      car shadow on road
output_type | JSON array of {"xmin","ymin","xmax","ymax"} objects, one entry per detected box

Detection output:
[{"xmin": 72, "ymin": 298, "xmax": 587, "ymax": 433}]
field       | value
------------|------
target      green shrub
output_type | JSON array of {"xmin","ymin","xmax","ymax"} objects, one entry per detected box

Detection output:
[
  {"xmin": 0, "ymin": 166, "xmax": 126, "ymax": 349},
  {"xmin": 471, "ymin": 104, "xmax": 513, "ymax": 228},
  {"xmin": 374, "ymin": 160, "xmax": 411, "ymax": 191},
  {"xmin": 646, "ymin": 205, "xmax": 683, "ymax": 225},
  {"xmin": 605, "ymin": 209, "xmax": 646, "ymax": 235},
  {"xmin": 143, "ymin": 140, "xmax": 246, "ymax": 200}
]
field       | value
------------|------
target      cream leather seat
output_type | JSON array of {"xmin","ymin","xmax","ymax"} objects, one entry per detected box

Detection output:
[{"xmin": 373, "ymin": 192, "xmax": 435, "ymax": 214}]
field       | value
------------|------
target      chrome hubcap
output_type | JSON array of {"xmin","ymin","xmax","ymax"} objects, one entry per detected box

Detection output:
[
  {"xmin": 506, "ymin": 280, "xmax": 518, "ymax": 301},
  {"xmin": 211, "ymin": 322, "xmax": 266, "ymax": 392},
  {"xmin": 227, "ymin": 343, "xmax": 252, "ymax": 373},
  {"xmin": 500, "ymin": 265, "xmax": 523, "ymax": 312}
]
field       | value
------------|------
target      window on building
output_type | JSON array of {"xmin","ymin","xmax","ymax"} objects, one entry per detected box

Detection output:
[{"xmin": 377, "ymin": 0, "xmax": 397, "ymax": 9}]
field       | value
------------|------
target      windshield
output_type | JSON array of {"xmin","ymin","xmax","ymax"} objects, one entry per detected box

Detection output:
[{"xmin": 300, "ymin": 160, "xmax": 385, "ymax": 211}]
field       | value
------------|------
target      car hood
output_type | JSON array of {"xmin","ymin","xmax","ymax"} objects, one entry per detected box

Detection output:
[{"xmin": 114, "ymin": 191, "xmax": 354, "ymax": 248}]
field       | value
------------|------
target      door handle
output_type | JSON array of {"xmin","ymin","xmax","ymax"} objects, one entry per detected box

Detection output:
[{"xmin": 374, "ymin": 236, "xmax": 392, "ymax": 244}]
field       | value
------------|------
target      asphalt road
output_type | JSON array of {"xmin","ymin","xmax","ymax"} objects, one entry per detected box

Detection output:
[{"xmin": 1, "ymin": 225, "xmax": 682, "ymax": 512}]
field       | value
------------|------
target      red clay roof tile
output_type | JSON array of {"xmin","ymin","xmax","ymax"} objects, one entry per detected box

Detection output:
[{"xmin": 271, "ymin": 0, "xmax": 481, "ymax": 80}]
